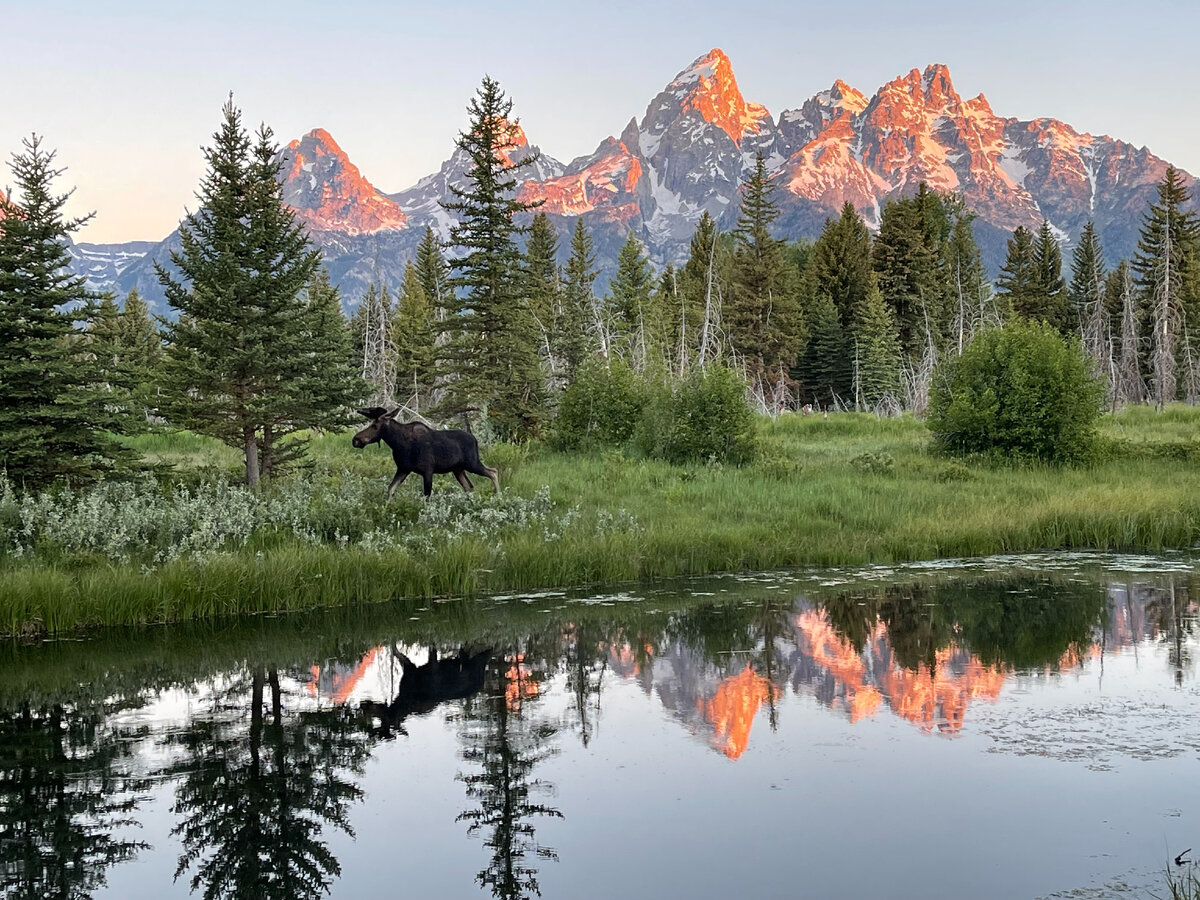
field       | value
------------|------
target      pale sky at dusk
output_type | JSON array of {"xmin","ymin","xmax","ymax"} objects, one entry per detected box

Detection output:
[{"xmin": 4, "ymin": 0, "xmax": 1197, "ymax": 243}]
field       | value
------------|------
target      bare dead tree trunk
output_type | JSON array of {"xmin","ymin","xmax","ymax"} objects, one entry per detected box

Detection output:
[
  {"xmin": 1152, "ymin": 218, "xmax": 1180, "ymax": 411},
  {"xmin": 699, "ymin": 225, "xmax": 718, "ymax": 368}
]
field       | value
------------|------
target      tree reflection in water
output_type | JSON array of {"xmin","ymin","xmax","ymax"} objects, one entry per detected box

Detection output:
[
  {"xmin": 167, "ymin": 667, "xmax": 369, "ymax": 900},
  {"xmin": 0, "ymin": 702, "xmax": 147, "ymax": 898},
  {"xmin": 456, "ymin": 639, "xmax": 563, "ymax": 900}
]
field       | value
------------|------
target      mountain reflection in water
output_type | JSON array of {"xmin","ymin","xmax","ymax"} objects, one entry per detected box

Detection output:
[{"xmin": 0, "ymin": 562, "xmax": 1195, "ymax": 900}]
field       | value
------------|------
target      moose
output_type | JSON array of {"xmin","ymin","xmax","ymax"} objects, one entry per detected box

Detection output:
[
  {"xmin": 359, "ymin": 647, "xmax": 492, "ymax": 739},
  {"xmin": 352, "ymin": 407, "xmax": 500, "ymax": 499}
]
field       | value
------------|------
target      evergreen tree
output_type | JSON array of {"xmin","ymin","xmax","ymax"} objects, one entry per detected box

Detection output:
[
  {"xmin": 0, "ymin": 135, "xmax": 133, "ymax": 487},
  {"xmin": 85, "ymin": 292, "xmax": 161, "ymax": 432},
  {"xmin": 439, "ymin": 76, "xmax": 547, "ymax": 439},
  {"xmin": 1032, "ymin": 219, "xmax": 1069, "ymax": 333},
  {"xmin": 798, "ymin": 205, "xmax": 873, "ymax": 404},
  {"xmin": 1133, "ymin": 165, "xmax": 1200, "ymax": 408},
  {"xmin": 393, "ymin": 261, "xmax": 437, "ymax": 410},
  {"xmin": 1068, "ymin": 221, "xmax": 1111, "ymax": 375},
  {"xmin": 851, "ymin": 285, "xmax": 902, "ymax": 407},
  {"xmin": 946, "ymin": 215, "xmax": 992, "ymax": 353},
  {"xmin": 727, "ymin": 152, "xmax": 803, "ymax": 381},
  {"xmin": 523, "ymin": 212, "xmax": 560, "ymax": 379},
  {"xmin": 676, "ymin": 211, "xmax": 720, "ymax": 368},
  {"xmin": 796, "ymin": 290, "xmax": 851, "ymax": 407},
  {"xmin": 872, "ymin": 186, "xmax": 954, "ymax": 359},
  {"xmin": 158, "ymin": 101, "xmax": 354, "ymax": 484},
  {"xmin": 558, "ymin": 218, "xmax": 597, "ymax": 381},
  {"xmin": 415, "ymin": 225, "xmax": 450, "ymax": 314},
  {"xmin": 606, "ymin": 230, "xmax": 656, "ymax": 367},
  {"xmin": 808, "ymin": 202, "xmax": 874, "ymax": 330},
  {"xmin": 118, "ymin": 289, "xmax": 164, "ymax": 418},
  {"xmin": 996, "ymin": 225, "xmax": 1038, "ymax": 319}
]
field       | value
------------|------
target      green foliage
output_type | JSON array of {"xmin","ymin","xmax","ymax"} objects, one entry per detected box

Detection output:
[
  {"xmin": 727, "ymin": 152, "xmax": 804, "ymax": 379},
  {"xmin": 393, "ymin": 261, "xmax": 437, "ymax": 406},
  {"xmin": 558, "ymin": 218, "xmax": 598, "ymax": 383},
  {"xmin": 0, "ymin": 136, "xmax": 135, "ymax": 487},
  {"xmin": 606, "ymin": 230, "xmax": 658, "ymax": 363},
  {"xmin": 552, "ymin": 357, "xmax": 646, "ymax": 450},
  {"xmin": 928, "ymin": 320, "xmax": 1105, "ymax": 462},
  {"xmin": 634, "ymin": 365, "xmax": 757, "ymax": 465},
  {"xmin": 851, "ymin": 451, "xmax": 895, "ymax": 476},
  {"xmin": 999, "ymin": 221, "xmax": 1069, "ymax": 333},
  {"xmin": 157, "ymin": 101, "xmax": 356, "ymax": 484},
  {"xmin": 438, "ymin": 76, "xmax": 547, "ymax": 440}
]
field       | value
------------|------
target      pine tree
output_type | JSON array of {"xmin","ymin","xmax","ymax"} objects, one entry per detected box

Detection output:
[
  {"xmin": 415, "ymin": 225, "xmax": 449, "ymax": 313},
  {"xmin": 1133, "ymin": 165, "xmax": 1200, "ymax": 408},
  {"xmin": 677, "ymin": 211, "xmax": 720, "ymax": 368},
  {"xmin": 0, "ymin": 135, "xmax": 133, "ymax": 487},
  {"xmin": 524, "ymin": 212, "xmax": 560, "ymax": 379},
  {"xmin": 852, "ymin": 284, "xmax": 902, "ymax": 408},
  {"xmin": 85, "ymin": 291, "xmax": 161, "ymax": 431},
  {"xmin": 259, "ymin": 267, "xmax": 360, "ymax": 477},
  {"xmin": 996, "ymin": 226, "xmax": 1038, "ymax": 319},
  {"xmin": 1032, "ymin": 219, "xmax": 1069, "ymax": 333},
  {"xmin": 727, "ymin": 152, "xmax": 803, "ymax": 381},
  {"xmin": 559, "ymin": 218, "xmax": 598, "ymax": 381},
  {"xmin": 158, "ymin": 99, "xmax": 349, "ymax": 484},
  {"xmin": 946, "ymin": 214, "xmax": 991, "ymax": 353},
  {"xmin": 393, "ymin": 261, "xmax": 437, "ymax": 411},
  {"xmin": 439, "ymin": 76, "xmax": 547, "ymax": 439},
  {"xmin": 1068, "ymin": 221, "xmax": 1110, "ymax": 376},
  {"xmin": 118, "ymin": 289, "xmax": 163, "ymax": 418},
  {"xmin": 796, "ymin": 290, "xmax": 850, "ymax": 407},
  {"xmin": 809, "ymin": 202, "xmax": 874, "ymax": 330},
  {"xmin": 606, "ymin": 230, "xmax": 656, "ymax": 367}
]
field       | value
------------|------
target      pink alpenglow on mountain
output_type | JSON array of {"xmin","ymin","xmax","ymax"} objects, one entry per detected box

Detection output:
[{"xmin": 278, "ymin": 129, "xmax": 408, "ymax": 235}]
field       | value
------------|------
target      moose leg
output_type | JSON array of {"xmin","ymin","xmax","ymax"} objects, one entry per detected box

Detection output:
[
  {"xmin": 387, "ymin": 470, "xmax": 409, "ymax": 499},
  {"xmin": 454, "ymin": 470, "xmax": 474, "ymax": 493},
  {"xmin": 476, "ymin": 464, "xmax": 500, "ymax": 494},
  {"xmin": 422, "ymin": 471, "xmax": 434, "ymax": 499}
]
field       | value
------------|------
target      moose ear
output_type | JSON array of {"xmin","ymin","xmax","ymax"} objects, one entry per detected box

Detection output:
[{"xmin": 358, "ymin": 407, "xmax": 388, "ymax": 420}]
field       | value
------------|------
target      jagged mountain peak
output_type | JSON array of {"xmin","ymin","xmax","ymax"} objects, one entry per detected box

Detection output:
[
  {"xmin": 650, "ymin": 46, "xmax": 770, "ymax": 147},
  {"xmin": 278, "ymin": 127, "xmax": 407, "ymax": 235}
]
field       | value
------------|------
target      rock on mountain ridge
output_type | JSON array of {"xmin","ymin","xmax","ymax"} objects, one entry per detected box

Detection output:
[{"xmin": 91, "ymin": 49, "xmax": 1196, "ymax": 312}]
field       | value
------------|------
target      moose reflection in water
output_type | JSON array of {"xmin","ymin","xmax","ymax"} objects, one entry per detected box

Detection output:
[
  {"xmin": 351, "ymin": 407, "xmax": 500, "ymax": 498},
  {"xmin": 360, "ymin": 646, "xmax": 492, "ymax": 738}
]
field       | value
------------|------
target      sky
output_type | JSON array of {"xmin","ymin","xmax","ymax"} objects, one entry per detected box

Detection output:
[{"xmin": 4, "ymin": 0, "xmax": 1198, "ymax": 244}]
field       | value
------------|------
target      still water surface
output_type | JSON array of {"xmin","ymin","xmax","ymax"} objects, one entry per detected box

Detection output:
[{"xmin": 1, "ymin": 553, "xmax": 1197, "ymax": 899}]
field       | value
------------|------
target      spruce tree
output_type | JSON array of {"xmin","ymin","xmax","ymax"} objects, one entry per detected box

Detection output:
[
  {"xmin": 415, "ymin": 225, "xmax": 449, "ymax": 313},
  {"xmin": 559, "ymin": 217, "xmax": 598, "ymax": 381},
  {"xmin": 677, "ymin": 211, "xmax": 720, "ymax": 367},
  {"xmin": 1069, "ymin": 221, "xmax": 1110, "ymax": 373},
  {"xmin": 86, "ymin": 292, "xmax": 161, "ymax": 431},
  {"xmin": 439, "ymin": 76, "xmax": 547, "ymax": 439},
  {"xmin": 524, "ymin": 212, "xmax": 560, "ymax": 378},
  {"xmin": 158, "ymin": 100, "xmax": 351, "ymax": 484},
  {"xmin": 393, "ymin": 261, "xmax": 437, "ymax": 410},
  {"xmin": 0, "ymin": 136, "xmax": 133, "ymax": 486},
  {"xmin": 1032, "ymin": 219, "xmax": 1069, "ymax": 333},
  {"xmin": 118, "ymin": 290, "xmax": 163, "ymax": 418},
  {"xmin": 1133, "ymin": 165, "xmax": 1200, "ymax": 408},
  {"xmin": 606, "ymin": 230, "xmax": 656, "ymax": 367},
  {"xmin": 727, "ymin": 152, "xmax": 803, "ymax": 381},
  {"xmin": 809, "ymin": 202, "xmax": 874, "ymax": 330},
  {"xmin": 796, "ymin": 290, "xmax": 850, "ymax": 407},
  {"xmin": 851, "ymin": 284, "xmax": 902, "ymax": 407},
  {"xmin": 996, "ymin": 226, "xmax": 1038, "ymax": 319}
]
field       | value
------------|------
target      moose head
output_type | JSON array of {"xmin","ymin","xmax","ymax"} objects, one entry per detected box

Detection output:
[{"xmin": 351, "ymin": 407, "xmax": 399, "ymax": 449}]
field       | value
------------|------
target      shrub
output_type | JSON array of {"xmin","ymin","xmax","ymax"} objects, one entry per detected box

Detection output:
[
  {"xmin": 552, "ymin": 358, "xmax": 646, "ymax": 450},
  {"xmin": 928, "ymin": 321, "xmax": 1105, "ymax": 463},
  {"xmin": 851, "ymin": 451, "xmax": 895, "ymax": 476},
  {"xmin": 634, "ymin": 365, "xmax": 758, "ymax": 465}
]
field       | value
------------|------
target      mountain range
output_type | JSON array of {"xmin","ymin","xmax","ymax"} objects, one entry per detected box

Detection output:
[{"xmin": 77, "ymin": 49, "xmax": 1197, "ymax": 314}]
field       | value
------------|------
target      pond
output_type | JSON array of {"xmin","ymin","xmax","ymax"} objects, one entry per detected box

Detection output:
[{"xmin": 0, "ymin": 553, "xmax": 1197, "ymax": 900}]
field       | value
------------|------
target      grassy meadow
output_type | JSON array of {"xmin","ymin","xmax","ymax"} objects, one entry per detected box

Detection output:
[{"xmin": 1, "ymin": 406, "xmax": 1198, "ymax": 636}]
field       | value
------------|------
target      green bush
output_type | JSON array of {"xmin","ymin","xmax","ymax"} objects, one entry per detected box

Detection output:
[
  {"xmin": 634, "ymin": 365, "xmax": 758, "ymax": 465},
  {"xmin": 851, "ymin": 451, "xmax": 895, "ymax": 476},
  {"xmin": 552, "ymin": 358, "xmax": 646, "ymax": 450},
  {"xmin": 928, "ymin": 321, "xmax": 1105, "ymax": 463}
]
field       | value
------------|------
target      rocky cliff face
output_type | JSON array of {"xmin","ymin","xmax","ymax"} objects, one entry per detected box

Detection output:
[{"xmin": 93, "ymin": 49, "xmax": 1196, "ymax": 313}]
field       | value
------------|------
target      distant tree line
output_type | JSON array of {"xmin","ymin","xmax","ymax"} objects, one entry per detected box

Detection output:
[{"xmin": 0, "ymin": 77, "xmax": 1196, "ymax": 487}]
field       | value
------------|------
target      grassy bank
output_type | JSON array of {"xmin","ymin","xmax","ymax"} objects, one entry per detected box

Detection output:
[{"xmin": 1, "ymin": 407, "xmax": 1198, "ymax": 636}]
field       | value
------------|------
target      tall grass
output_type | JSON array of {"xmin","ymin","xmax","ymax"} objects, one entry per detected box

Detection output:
[{"xmin": 3, "ymin": 406, "xmax": 1198, "ymax": 636}]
